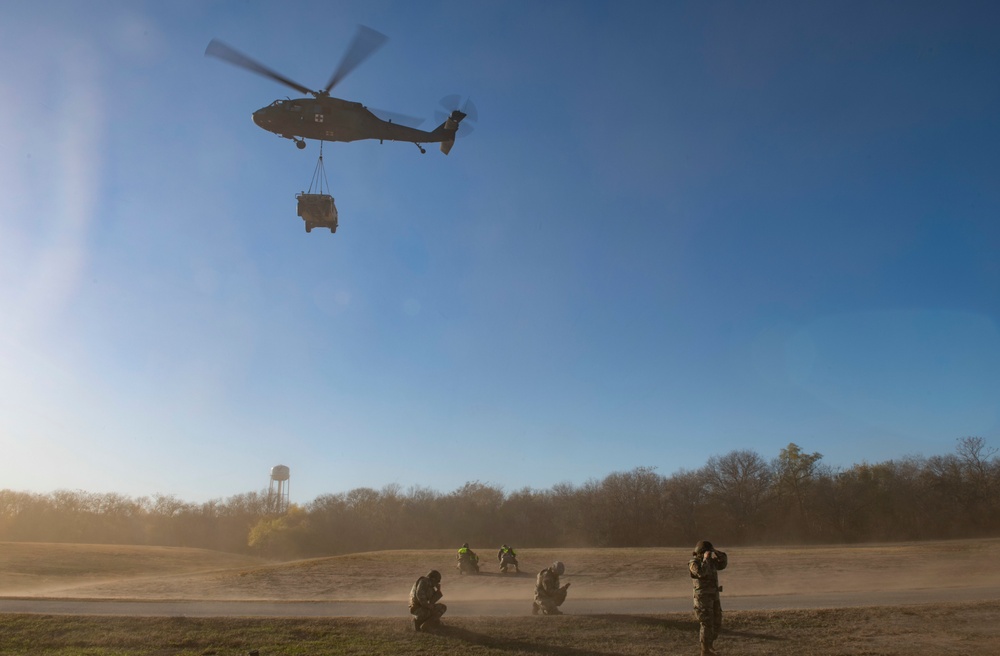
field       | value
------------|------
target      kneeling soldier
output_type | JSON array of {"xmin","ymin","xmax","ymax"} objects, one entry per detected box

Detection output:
[
  {"xmin": 409, "ymin": 569, "xmax": 446, "ymax": 631},
  {"xmin": 532, "ymin": 561, "xmax": 569, "ymax": 615}
]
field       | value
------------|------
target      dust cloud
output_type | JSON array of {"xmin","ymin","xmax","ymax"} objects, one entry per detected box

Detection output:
[{"xmin": 4, "ymin": 541, "xmax": 999, "ymax": 609}]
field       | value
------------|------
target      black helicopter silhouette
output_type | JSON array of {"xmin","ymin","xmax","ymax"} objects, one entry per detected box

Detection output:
[{"xmin": 206, "ymin": 25, "xmax": 475, "ymax": 154}]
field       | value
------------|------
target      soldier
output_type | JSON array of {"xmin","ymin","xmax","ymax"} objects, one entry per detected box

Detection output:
[
  {"xmin": 457, "ymin": 542, "xmax": 480, "ymax": 574},
  {"xmin": 532, "ymin": 561, "xmax": 570, "ymax": 615},
  {"xmin": 409, "ymin": 569, "xmax": 446, "ymax": 631},
  {"xmin": 497, "ymin": 544, "xmax": 519, "ymax": 573},
  {"xmin": 689, "ymin": 540, "xmax": 728, "ymax": 656}
]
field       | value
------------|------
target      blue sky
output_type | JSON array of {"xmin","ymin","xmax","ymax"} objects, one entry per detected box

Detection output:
[{"xmin": 1, "ymin": 1, "xmax": 998, "ymax": 504}]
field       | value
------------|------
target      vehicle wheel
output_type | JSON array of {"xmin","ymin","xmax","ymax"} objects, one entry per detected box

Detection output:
[
  {"xmin": 296, "ymin": 140, "xmax": 306, "ymax": 150},
  {"xmin": 305, "ymin": 223, "xmax": 312, "ymax": 233}
]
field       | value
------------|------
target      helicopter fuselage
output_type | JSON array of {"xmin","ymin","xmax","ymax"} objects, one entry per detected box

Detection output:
[
  {"xmin": 252, "ymin": 95, "xmax": 451, "ymax": 145},
  {"xmin": 206, "ymin": 28, "xmax": 469, "ymax": 152}
]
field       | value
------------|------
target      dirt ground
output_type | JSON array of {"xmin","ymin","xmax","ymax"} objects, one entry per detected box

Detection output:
[
  {"xmin": 3, "ymin": 540, "xmax": 1000, "ymax": 655},
  {"xmin": 3, "ymin": 539, "xmax": 999, "ymax": 607}
]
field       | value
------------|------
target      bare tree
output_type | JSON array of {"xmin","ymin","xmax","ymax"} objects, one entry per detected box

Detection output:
[
  {"xmin": 445, "ymin": 481, "xmax": 505, "ymax": 547},
  {"xmin": 924, "ymin": 437, "xmax": 1000, "ymax": 535},
  {"xmin": 591, "ymin": 467, "xmax": 667, "ymax": 546},
  {"xmin": 702, "ymin": 450, "xmax": 773, "ymax": 541},
  {"xmin": 662, "ymin": 469, "xmax": 708, "ymax": 546},
  {"xmin": 496, "ymin": 487, "xmax": 554, "ymax": 547}
]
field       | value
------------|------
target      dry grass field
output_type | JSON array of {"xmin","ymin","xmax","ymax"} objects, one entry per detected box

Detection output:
[{"xmin": 2, "ymin": 539, "xmax": 1000, "ymax": 655}]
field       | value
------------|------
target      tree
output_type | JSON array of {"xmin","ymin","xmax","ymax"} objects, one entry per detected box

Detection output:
[
  {"xmin": 773, "ymin": 443, "xmax": 823, "ymax": 539},
  {"xmin": 702, "ymin": 450, "xmax": 773, "ymax": 542},
  {"xmin": 445, "ymin": 481, "xmax": 505, "ymax": 546},
  {"xmin": 497, "ymin": 487, "xmax": 555, "ymax": 547},
  {"xmin": 661, "ymin": 469, "xmax": 708, "ymax": 546},
  {"xmin": 592, "ymin": 467, "xmax": 666, "ymax": 546},
  {"xmin": 924, "ymin": 437, "xmax": 999, "ymax": 535},
  {"xmin": 248, "ymin": 505, "xmax": 310, "ymax": 559}
]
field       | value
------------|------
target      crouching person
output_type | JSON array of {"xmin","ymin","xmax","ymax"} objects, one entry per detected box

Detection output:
[
  {"xmin": 498, "ymin": 544, "xmax": 519, "ymax": 573},
  {"xmin": 409, "ymin": 569, "xmax": 446, "ymax": 631},
  {"xmin": 532, "ymin": 561, "xmax": 569, "ymax": 615}
]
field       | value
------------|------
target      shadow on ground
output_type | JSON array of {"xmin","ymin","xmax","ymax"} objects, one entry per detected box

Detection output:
[
  {"xmin": 591, "ymin": 613, "xmax": 785, "ymax": 642},
  {"xmin": 429, "ymin": 625, "xmax": 620, "ymax": 656},
  {"xmin": 591, "ymin": 613, "xmax": 698, "ymax": 631}
]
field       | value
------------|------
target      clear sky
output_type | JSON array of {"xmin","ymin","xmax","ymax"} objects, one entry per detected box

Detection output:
[{"xmin": 2, "ymin": 1, "xmax": 999, "ymax": 504}]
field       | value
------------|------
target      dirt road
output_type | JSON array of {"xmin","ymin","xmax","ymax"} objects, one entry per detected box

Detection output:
[{"xmin": 3, "ymin": 584, "xmax": 998, "ymax": 618}]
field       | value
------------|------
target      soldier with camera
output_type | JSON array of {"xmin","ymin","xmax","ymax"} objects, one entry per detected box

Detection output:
[{"xmin": 688, "ymin": 540, "xmax": 728, "ymax": 656}]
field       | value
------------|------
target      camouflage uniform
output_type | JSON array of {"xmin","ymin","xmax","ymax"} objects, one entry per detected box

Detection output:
[
  {"xmin": 409, "ymin": 571, "xmax": 446, "ymax": 631},
  {"xmin": 688, "ymin": 541, "xmax": 727, "ymax": 656},
  {"xmin": 532, "ymin": 561, "xmax": 569, "ymax": 615},
  {"xmin": 497, "ymin": 544, "xmax": 519, "ymax": 573}
]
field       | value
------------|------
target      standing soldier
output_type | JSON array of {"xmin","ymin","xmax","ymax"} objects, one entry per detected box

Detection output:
[
  {"xmin": 532, "ymin": 561, "xmax": 570, "ymax": 615},
  {"xmin": 409, "ymin": 570, "xmax": 446, "ymax": 631},
  {"xmin": 497, "ymin": 544, "xmax": 519, "ymax": 573},
  {"xmin": 689, "ymin": 540, "xmax": 727, "ymax": 656}
]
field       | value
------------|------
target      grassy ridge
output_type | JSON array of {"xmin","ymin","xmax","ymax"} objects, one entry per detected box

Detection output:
[{"xmin": 2, "ymin": 602, "xmax": 1000, "ymax": 656}]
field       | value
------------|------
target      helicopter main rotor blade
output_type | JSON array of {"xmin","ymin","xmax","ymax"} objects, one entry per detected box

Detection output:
[
  {"xmin": 206, "ymin": 38, "xmax": 314, "ymax": 96},
  {"xmin": 323, "ymin": 25, "xmax": 388, "ymax": 94}
]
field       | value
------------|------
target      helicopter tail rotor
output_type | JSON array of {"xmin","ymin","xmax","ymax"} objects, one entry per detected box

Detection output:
[
  {"xmin": 435, "ymin": 95, "xmax": 477, "ymax": 139},
  {"xmin": 431, "ymin": 109, "xmax": 468, "ymax": 155}
]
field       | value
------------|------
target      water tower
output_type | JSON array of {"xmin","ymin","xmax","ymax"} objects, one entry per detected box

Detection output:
[{"xmin": 269, "ymin": 464, "xmax": 290, "ymax": 514}]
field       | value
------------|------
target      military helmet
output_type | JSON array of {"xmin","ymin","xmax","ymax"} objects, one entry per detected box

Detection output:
[
  {"xmin": 427, "ymin": 569, "xmax": 441, "ymax": 583},
  {"xmin": 462, "ymin": 542, "xmax": 470, "ymax": 549},
  {"xmin": 552, "ymin": 561, "xmax": 565, "ymax": 575},
  {"xmin": 694, "ymin": 540, "xmax": 714, "ymax": 555}
]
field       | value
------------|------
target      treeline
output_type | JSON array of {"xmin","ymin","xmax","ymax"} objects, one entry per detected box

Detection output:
[
  {"xmin": 2, "ymin": 438, "xmax": 998, "ymax": 558},
  {"xmin": 0, "ymin": 489, "xmax": 272, "ymax": 554}
]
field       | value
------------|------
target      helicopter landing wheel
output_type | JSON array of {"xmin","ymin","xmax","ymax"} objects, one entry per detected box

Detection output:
[
  {"xmin": 305, "ymin": 222, "xmax": 312, "ymax": 233},
  {"xmin": 295, "ymin": 139, "xmax": 306, "ymax": 150}
]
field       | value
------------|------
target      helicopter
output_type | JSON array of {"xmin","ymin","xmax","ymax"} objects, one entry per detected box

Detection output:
[{"xmin": 205, "ymin": 25, "xmax": 475, "ymax": 154}]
